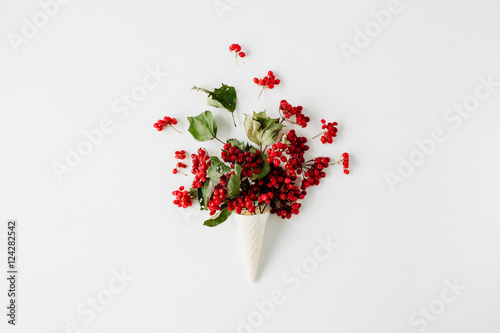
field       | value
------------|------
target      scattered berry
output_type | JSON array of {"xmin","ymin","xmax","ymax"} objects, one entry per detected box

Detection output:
[
  {"xmin": 253, "ymin": 71, "xmax": 280, "ymax": 98},
  {"xmin": 154, "ymin": 116, "xmax": 181, "ymax": 133},
  {"xmin": 173, "ymin": 150, "xmax": 187, "ymax": 175},
  {"xmin": 279, "ymin": 100, "xmax": 310, "ymax": 128},
  {"xmin": 313, "ymin": 119, "xmax": 338, "ymax": 144},
  {"xmin": 340, "ymin": 152, "xmax": 350, "ymax": 174},
  {"xmin": 229, "ymin": 43, "xmax": 246, "ymax": 65},
  {"xmin": 172, "ymin": 186, "xmax": 192, "ymax": 208}
]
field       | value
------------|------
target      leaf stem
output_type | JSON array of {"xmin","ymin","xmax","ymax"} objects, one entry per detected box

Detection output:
[
  {"xmin": 214, "ymin": 136, "xmax": 225, "ymax": 144},
  {"xmin": 231, "ymin": 112, "xmax": 237, "ymax": 127}
]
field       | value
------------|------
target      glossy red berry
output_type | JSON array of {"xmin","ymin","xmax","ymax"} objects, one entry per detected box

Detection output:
[
  {"xmin": 154, "ymin": 117, "xmax": 180, "ymax": 133},
  {"xmin": 279, "ymin": 100, "xmax": 309, "ymax": 128},
  {"xmin": 229, "ymin": 44, "xmax": 246, "ymax": 65},
  {"xmin": 254, "ymin": 71, "xmax": 280, "ymax": 98},
  {"xmin": 172, "ymin": 186, "xmax": 192, "ymax": 208},
  {"xmin": 314, "ymin": 120, "xmax": 338, "ymax": 144}
]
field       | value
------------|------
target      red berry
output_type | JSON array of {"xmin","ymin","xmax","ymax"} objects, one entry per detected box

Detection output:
[{"xmin": 239, "ymin": 52, "xmax": 245, "ymax": 58}]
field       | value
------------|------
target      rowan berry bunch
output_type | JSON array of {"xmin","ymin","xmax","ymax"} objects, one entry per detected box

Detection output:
[
  {"xmin": 172, "ymin": 150, "xmax": 187, "ymax": 175},
  {"xmin": 313, "ymin": 119, "xmax": 338, "ymax": 144},
  {"xmin": 208, "ymin": 185, "xmax": 227, "ymax": 215},
  {"xmin": 229, "ymin": 43, "xmax": 246, "ymax": 65},
  {"xmin": 301, "ymin": 157, "xmax": 331, "ymax": 189},
  {"xmin": 191, "ymin": 148, "xmax": 211, "ymax": 189},
  {"xmin": 172, "ymin": 186, "xmax": 192, "ymax": 208},
  {"xmin": 261, "ymin": 165, "xmax": 306, "ymax": 219},
  {"xmin": 221, "ymin": 142, "xmax": 265, "ymax": 178},
  {"xmin": 154, "ymin": 116, "xmax": 180, "ymax": 133},
  {"xmin": 227, "ymin": 188, "xmax": 260, "ymax": 215},
  {"xmin": 253, "ymin": 71, "xmax": 280, "ymax": 98},
  {"xmin": 279, "ymin": 100, "xmax": 310, "ymax": 128},
  {"xmin": 266, "ymin": 130, "xmax": 308, "ymax": 177},
  {"xmin": 340, "ymin": 153, "xmax": 350, "ymax": 174}
]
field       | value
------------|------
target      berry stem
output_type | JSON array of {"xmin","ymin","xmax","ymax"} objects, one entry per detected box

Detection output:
[
  {"xmin": 258, "ymin": 86, "xmax": 265, "ymax": 99},
  {"xmin": 214, "ymin": 136, "xmax": 225, "ymax": 144},
  {"xmin": 262, "ymin": 203, "xmax": 268, "ymax": 213},
  {"xmin": 312, "ymin": 131, "xmax": 325, "ymax": 139},
  {"xmin": 235, "ymin": 54, "xmax": 239, "ymax": 66},
  {"xmin": 169, "ymin": 124, "xmax": 182, "ymax": 134}
]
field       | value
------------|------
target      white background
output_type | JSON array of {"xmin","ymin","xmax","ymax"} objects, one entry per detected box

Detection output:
[{"xmin": 1, "ymin": 0, "xmax": 500, "ymax": 332}]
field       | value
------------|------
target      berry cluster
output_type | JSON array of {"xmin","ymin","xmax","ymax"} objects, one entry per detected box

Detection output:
[
  {"xmin": 266, "ymin": 130, "xmax": 309, "ymax": 178},
  {"xmin": 172, "ymin": 186, "xmax": 192, "ymax": 208},
  {"xmin": 253, "ymin": 71, "xmax": 280, "ymax": 98},
  {"xmin": 301, "ymin": 157, "xmax": 330, "ymax": 189},
  {"xmin": 267, "ymin": 141, "xmax": 290, "ymax": 167},
  {"xmin": 314, "ymin": 119, "xmax": 338, "ymax": 144},
  {"xmin": 226, "ymin": 184, "xmax": 263, "ymax": 214},
  {"xmin": 154, "ymin": 116, "xmax": 180, "ymax": 133},
  {"xmin": 208, "ymin": 185, "xmax": 227, "ymax": 215},
  {"xmin": 259, "ymin": 130, "xmax": 327, "ymax": 219},
  {"xmin": 172, "ymin": 150, "xmax": 187, "ymax": 175},
  {"xmin": 262, "ymin": 166, "xmax": 305, "ymax": 219},
  {"xmin": 340, "ymin": 152, "xmax": 350, "ymax": 174},
  {"xmin": 229, "ymin": 43, "xmax": 246, "ymax": 65},
  {"xmin": 285, "ymin": 130, "xmax": 309, "ymax": 174},
  {"xmin": 279, "ymin": 100, "xmax": 310, "ymax": 128},
  {"xmin": 257, "ymin": 191, "xmax": 274, "ymax": 204},
  {"xmin": 191, "ymin": 148, "xmax": 211, "ymax": 188},
  {"xmin": 221, "ymin": 142, "xmax": 264, "ymax": 178}
]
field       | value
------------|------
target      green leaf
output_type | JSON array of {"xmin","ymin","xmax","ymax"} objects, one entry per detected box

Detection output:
[
  {"xmin": 251, "ymin": 155, "xmax": 271, "ymax": 180},
  {"xmin": 207, "ymin": 96, "xmax": 224, "ymax": 109},
  {"xmin": 193, "ymin": 84, "xmax": 237, "ymax": 126},
  {"xmin": 189, "ymin": 188, "xmax": 198, "ymax": 199},
  {"xmin": 207, "ymin": 156, "xmax": 231, "ymax": 184},
  {"xmin": 227, "ymin": 138, "xmax": 247, "ymax": 151},
  {"xmin": 187, "ymin": 111, "xmax": 218, "ymax": 142},
  {"xmin": 197, "ymin": 180, "xmax": 211, "ymax": 210},
  {"xmin": 253, "ymin": 111, "xmax": 277, "ymax": 129},
  {"xmin": 244, "ymin": 111, "xmax": 284, "ymax": 147},
  {"xmin": 191, "ymin": 86, "xmax": 211, "ymax": 94},
  {"xmin": 228, "ymin": 164, "xmax": 242, "ymax": 198},
  {"xmin": 244, "ymin": 114, "xmax": 262, "ymax": 147},
  {"xmin": 211, "ymin": 84, "xmax": 237, "ymax": 112},
  {"xmin": 259, "ymin": 124, "xmax": 284, "ymax": 146},
  {"xmin": 203, "ymin": 207, "xmax": 232, "ymax": 227}
]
